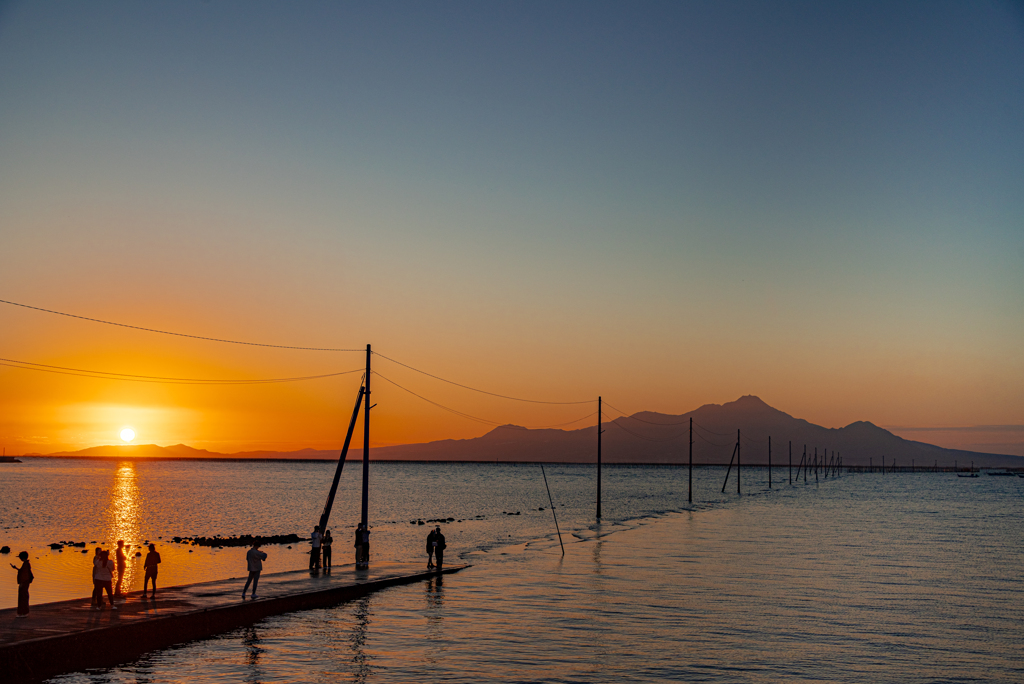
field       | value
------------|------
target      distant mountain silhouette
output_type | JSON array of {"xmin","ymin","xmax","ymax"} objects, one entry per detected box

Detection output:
[
  {"xmin": 371, "ymin": 395, "xmax": 1024, "ymax": 468},
  {"xmin": 28, "ymin": 396, "xmax": 1023, "ymax": 467}
]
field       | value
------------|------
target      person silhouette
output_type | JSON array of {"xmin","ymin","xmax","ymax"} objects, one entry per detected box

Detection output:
[
  {"xmin": 354, "ymin": 523, "xmax": 371, "ymax": 569},
  {"xmin": 309, "ymin": 525, "xmax": 322, "ymax": 571},
  {"xmin": 114, "ymin": 540, "xmax": 127, "ymax": 599},
  {"xmin": 11, "ymin": 551, "xmax": 33, "ymax": 617},
  {"xmin": 322, "ymin": 530, "xmax": 333, "ymax": 571},
  {"xmin": 433, "ymin": 526, "xmax": 446, "ymax": 572},
  {"xmin": 143, "ymin": 543, "xmax": 161, "ymax": 598},
  {"xmin": 242, "ymin": 541, "xmax": 267, "ymax": 599},
  {"xmin": 426, "ymin": 528, "xmax": 437, "ymax": 569},
  {"xmin": 92, "ymin": 549, "xmax": 116, "ymax": 610}
]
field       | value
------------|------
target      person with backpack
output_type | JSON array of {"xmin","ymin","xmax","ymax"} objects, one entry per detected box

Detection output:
[{"xmin": 10, "ymin": 551, "xmax": 33, "ymax": 617}]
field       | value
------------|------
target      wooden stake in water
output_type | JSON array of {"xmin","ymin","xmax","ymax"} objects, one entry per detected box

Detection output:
[
  {"xmin": 688, "ymin": 417, "xmax": 693, "ymax": 503},
  {"xmin": 541, "ymin": 464, "xmax": 565, "ymax": 556},
  {"xmin": 737, "ymin": 429, "xmax": 741, "ymax": 494}
]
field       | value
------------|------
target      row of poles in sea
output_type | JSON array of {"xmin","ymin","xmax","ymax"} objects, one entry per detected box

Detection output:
[
  {"xmin": 314, "ymin": 355, "xmax": 966, "ymax": 561},
  {"xmin": 594, "ymin": 397, "xmax": 845, "ymax": 511}
]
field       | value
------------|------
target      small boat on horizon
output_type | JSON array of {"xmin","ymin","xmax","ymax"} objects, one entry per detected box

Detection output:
[
  {"xmin": 957, "ymin": 472, "xmax": 979, "ymax": 478},
  {"xmin": 985, "ymin": 471, "xmax": 1017, "ymax": 476}
]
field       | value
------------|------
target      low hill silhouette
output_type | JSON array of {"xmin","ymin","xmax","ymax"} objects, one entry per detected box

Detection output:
[{"xmin": 28, "ymin": 396, "xmax": 1023, "ymax": 468}]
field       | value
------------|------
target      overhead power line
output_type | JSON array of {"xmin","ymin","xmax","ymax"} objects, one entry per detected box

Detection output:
[
  {"xmin": 692, "ymin": 430, "xmax": 732, "ymax": 448},
  {"xmin": 606, "ymin": 419, "xmax": 689, "ymax": 443},
  {"xmin": 0, "ymin": 299, "xmax": 362, "ymax": 352},
  {"xmin": 373, "ymin": 351, "xmax": 594, "ymax": 405},
  {"xmin": 373, "ymin": 371, "xmax": 597, "ymax": 430},
  {"xmin": 693, "ymin": 421, "xmax": 733, "ymax": 437},
  {"xmin": 0, "ymin": 357, "xmax": 364, "ymax": 385}
]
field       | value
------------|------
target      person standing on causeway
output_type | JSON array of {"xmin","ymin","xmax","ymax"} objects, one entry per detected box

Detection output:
[
  {"xmin": 11, "ymin": 551, "xmax": 33, "ymax": 618},
  {"xmin": 309, "ymin": 525, "xmax": 322, "ymax": 571},
  {"xmin": 143, "ymin": 543, "xmax": 161, "ymax": 598},
  {"xmin": 114, "ymin": 540, "xmax": 127, "ymax": 599},
  {"xmin": 426, "ymin": 527, "xmax": 437, "ymax": 569},
  {"xmin": 433, "ymin": 526, "xmax": 446, "ymax": 572},
  {"xmin": 243, "ymin": 541, "xmax": 267, "ymax": 599},
  {"xmin": 322, "ymin": 529, "xmax": 333, "ymax": 571}
]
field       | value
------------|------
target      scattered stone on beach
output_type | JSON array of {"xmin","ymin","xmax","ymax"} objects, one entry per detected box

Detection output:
[
  {"xmin": 0, "ymin": 546, "xmax": 10, "ymax": 554},
  {"xmin": 135, "ymin": 551, "xmax": 142, "ymax": 556}
]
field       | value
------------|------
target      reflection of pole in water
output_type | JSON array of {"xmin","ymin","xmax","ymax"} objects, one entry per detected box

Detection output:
[
  {"xmin": 348, "ymin": 595, "xmax": 372, "ymax": 684},
  {"xmin": 106, "ymin": 462, "xmax": 143, "ymax": 592}
]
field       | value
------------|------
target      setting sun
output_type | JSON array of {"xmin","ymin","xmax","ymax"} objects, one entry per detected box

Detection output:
[{"xmin": 120, "ymin": 427, "xmax": 136, "ymax": 443}]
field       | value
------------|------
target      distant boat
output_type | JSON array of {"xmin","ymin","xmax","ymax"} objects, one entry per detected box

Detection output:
[
  {"xmin": 957, "ymin": 472, "xmax": 979, "ymax": 478},
  {"xmin": 985, "ymin": 471, "xmax": 1016, "ymax": 476},
  {"xmin": 0, "ymin": 456, "xmax": 21, "ymax": 463}
]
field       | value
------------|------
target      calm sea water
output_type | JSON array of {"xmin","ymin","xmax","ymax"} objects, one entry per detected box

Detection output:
[{"xmin": 2, "ymin": 458, "xmax": 1022, "ymax": 682}]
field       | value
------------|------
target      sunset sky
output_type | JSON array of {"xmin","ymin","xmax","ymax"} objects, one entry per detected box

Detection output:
[{"xmin": 1, "ymin": 1, "xmax": 1021, "ymax": 455}]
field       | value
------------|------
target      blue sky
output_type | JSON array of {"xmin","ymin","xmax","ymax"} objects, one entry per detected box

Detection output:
[{"xmin": 0, "ymin": 1, "xmax": 1021, "ymax": 451}]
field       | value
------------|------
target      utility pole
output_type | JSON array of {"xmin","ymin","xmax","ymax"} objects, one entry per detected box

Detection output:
[
  {"xmin": 361, "ymin": 344, "xmax": 371, "ymax": 531},
  {"xmin": 688, "ymin": 417, "xmax": 693, "ymax": 503},
  {"xmin": 789, "ymin": 441, "xmax": 792, "ymax": 485},
  {"xmin": 768, "ymin": 435, "xmax": 772, "ymax": 489},
  {"xmin": 597, "ymin": 396, "xmax": 602, "ymax": 520}
]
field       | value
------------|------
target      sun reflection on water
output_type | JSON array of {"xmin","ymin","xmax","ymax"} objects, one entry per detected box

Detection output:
[{"xmin": 105, "ymin": 462, "xmax": 144, "ymax": 591}]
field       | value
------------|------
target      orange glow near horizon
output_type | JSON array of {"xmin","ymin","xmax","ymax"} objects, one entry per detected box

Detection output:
[{"xmin": 1, "ymin": 298, "xmax": 1021, "ymax": 455}]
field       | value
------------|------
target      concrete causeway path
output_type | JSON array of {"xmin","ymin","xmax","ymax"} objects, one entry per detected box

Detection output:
[{"xmin": 0, "ymin": 561, "xmax": 469, "ymax": 683}]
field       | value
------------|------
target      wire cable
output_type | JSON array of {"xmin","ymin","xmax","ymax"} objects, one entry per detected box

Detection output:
[
  {"xmin": 693, "ymin": 421, "xmax": 734, "ymax": 437},
  {"xmin": 692, "ymin": 429, "xmax": 733, "ymax": 448},
  {"xmin": 372, "ymin": 351, "xmax": 594, "ymax": 405},
  {"xmin": 0, "ymin": 358, "xmax": 364, "ymax": 385},
  {"xmin": 601, "ymin": 400, "xmax": 691, "ymax": 426},
  {"xmin": 373, "ymin": 371, "xmax": 598, "ymax": 429},
  {"xmin": 606, "ymin": 419, "xmax": 689, "ymax": 443},
  {"xmin": 0, "ymin": 299, "xmax": 362, "ymax": 352}
]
